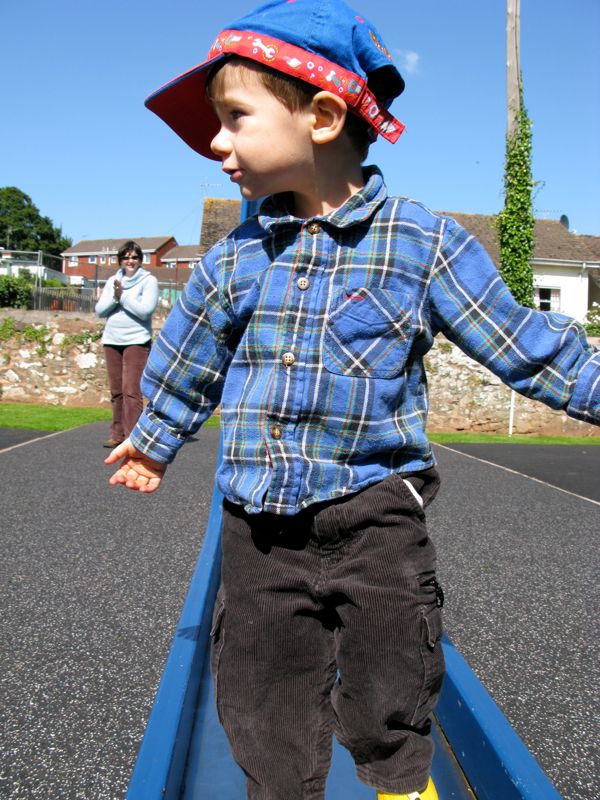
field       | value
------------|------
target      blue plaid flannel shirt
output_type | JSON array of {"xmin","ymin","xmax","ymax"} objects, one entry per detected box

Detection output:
[{"xmin": 130, "ymin": 168, "xmax": 600, "ymax": 514}]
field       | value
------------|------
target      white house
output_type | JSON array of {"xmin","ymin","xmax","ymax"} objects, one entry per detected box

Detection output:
[{"xmin": 445, "ymin": 212, "xmax": 600, "ymax": 323}]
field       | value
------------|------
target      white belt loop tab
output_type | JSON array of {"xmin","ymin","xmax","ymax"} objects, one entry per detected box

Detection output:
[{"xmin": 403, "ymin": 478, "xmax": 424, "ymax": 509}]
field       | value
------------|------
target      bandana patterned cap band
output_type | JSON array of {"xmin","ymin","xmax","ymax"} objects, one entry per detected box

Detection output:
[{"xmin": 212, "ymin": 29, "xmax": 405, "ymax": 143}]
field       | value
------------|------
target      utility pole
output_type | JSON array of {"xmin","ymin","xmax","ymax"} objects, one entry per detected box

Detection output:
[
  {"xmin": 503, "ymin": 0, "xmax": 536, "ymax": 434},
  {"xmin": 506, "ymin": 0, "xmax": 521, "ymax": 137},
  {"xmin": 506, "ymin": 0, "xmax": 519, "ymax": 435}
]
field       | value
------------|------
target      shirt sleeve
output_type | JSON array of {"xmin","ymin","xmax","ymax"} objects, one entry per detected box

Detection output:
[
  {"xmin": 120, "ymin": 274, "xmax": 159, "ymax": 320},
  {"xmin": 95, "ymin": 275, "xmax": 118, "ymax": 317},
  {"xmin": 428, "ymin": 216, "xmax": 600, "ymax": 426},
  {"xmin": 129, "ymin": 256, "xmax": 236, "ymax": 462}
]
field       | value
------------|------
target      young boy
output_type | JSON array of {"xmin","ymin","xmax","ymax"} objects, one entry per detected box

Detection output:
[{"xmin": 105, "ymin": 1, "xmax": 600, "ymax": 797}]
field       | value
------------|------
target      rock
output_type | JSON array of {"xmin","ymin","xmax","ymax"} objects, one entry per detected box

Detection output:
[
  {"xmin": 54, "ymin": 386, "xmax": 78, "ymax": 395},
  {"xmin": 75, "ymin": 352, "xmax": 97, "ymax": 369}
]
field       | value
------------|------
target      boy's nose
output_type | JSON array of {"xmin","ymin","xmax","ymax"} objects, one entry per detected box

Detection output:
[{"xmin": 210, "ymin": 128, "xmax": 232, "ymax": 158}]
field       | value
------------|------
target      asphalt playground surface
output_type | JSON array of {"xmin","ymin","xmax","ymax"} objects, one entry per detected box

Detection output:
[{"xmin": 1, "ymin": 424, "xmax": 598, "ymax": 799}]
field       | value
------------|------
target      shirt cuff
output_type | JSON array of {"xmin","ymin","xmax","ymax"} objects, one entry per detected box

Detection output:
[
  {"xmin": 129, "ymin": 410, "xmax": 187, "ymax": 463},
  {"xmin": 568, "ymin": 350, "xmax": 600, "ymax": 425}
]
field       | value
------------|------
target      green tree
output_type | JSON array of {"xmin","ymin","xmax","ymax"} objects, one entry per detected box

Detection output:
[
  {"xmin": 0, "ymin": 187, "xmax": 72, "ymax": 257},
  {"xmin": 495, "ymin": 97, "xmax": 536, "ymax": 308}
]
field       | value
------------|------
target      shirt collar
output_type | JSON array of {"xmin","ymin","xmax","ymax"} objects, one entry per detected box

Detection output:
[{"xmin": 257, "ymin": 165, "xmax": 387, "ymax": 233}]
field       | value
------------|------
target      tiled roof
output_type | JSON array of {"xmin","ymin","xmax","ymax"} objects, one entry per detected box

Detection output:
[
  {"xmin": 197, "ymin": 198, "xmax": 600, "ymax": 268},
  {"xmin": 443, "ymin": 212, "xmax": 600, "ymax": 267},
  {"xmin": 199, "ymin": 199, "xmax": 243, "ymax": 255},
  {"xmin": 161, "ymin": 245, "xmax": 201, "ymax": 262},
  {"xmin": 62, "ymin": 236, "xmax": 176, "ymax": 255},
  {"xmin": 576, "ymin": 235, "xmax": 600, "ymax": 262}
]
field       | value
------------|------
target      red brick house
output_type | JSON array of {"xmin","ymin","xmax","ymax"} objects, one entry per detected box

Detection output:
[
  {"xmin": 161, "ymin": 244, "xmax": 202, "ymax": 270},
  {"xmin": 61, "ymin": 236, "xmax": 177, "ymax": 281}
]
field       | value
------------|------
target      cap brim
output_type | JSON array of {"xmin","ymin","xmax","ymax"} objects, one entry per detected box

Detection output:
[{"xmin": 145, "ymin": 56, "xmax": 224, "ymax": 160}]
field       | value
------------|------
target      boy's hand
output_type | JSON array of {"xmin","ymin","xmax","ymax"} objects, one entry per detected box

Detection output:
[{"xmin": 105, "ymin": 439, "xmax": 167, "ymax": 493}]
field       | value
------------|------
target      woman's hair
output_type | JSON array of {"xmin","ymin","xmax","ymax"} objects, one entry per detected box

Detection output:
[
  {"xmin": 207, "ymin": 57, "xmax": 389, "ymax": 162},
  {"xmin": 117, "ymin": 240, "xmax": 143, "ymax": 264}
]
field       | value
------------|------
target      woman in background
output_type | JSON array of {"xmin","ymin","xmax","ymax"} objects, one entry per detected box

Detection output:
[{"xmin": 95, "ymin": 240, "xmax": 159, "ymax": 447}]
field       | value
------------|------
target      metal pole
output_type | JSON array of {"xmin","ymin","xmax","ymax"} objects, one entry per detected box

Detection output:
[
  {"xmin": 508, "ymin": 389, "xmax": 516, "ymax": 436},
  {"xmin": 506, "ymin": 0, "xmax": 521, "ymax": 138}
]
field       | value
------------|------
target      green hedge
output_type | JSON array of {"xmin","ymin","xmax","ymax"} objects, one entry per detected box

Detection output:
[{"xmin": 0, "ymin": 274, "xmax": 33, "ymax": 309}]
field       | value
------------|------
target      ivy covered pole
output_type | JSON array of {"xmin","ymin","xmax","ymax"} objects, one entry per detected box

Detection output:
[
  {"xmin": 499, "ymin": 0, "xmax": 536, "ymax": 434},
  {"xmin": 497, "ymin": 0, "xmax": 535, "ymax": 309}
]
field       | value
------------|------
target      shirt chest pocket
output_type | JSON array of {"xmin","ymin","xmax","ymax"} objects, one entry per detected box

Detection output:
[{"xmin": 323, "ymin": 287, "xmax": 413, "ymax": 379}]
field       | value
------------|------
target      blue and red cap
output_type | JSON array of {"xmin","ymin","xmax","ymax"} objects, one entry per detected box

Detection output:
[{"xmin": 145, "ymin": 0, "xmax": 406, "ymax": 160}]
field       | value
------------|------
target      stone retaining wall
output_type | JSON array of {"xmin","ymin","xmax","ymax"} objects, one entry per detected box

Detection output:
[{"xmin": 1, "ymin": 310, "xmax": 598, "ymax": 437}]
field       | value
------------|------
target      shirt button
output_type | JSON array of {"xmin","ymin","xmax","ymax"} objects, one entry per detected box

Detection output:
[
  {"xmin": 297, "ymin": 276, "xmax": 310, "ymax": 290},
  {"xmin": 282, "ymin": 352, "xmax": 296, "ymax": 367},
  {"xmin": 270, "ymin": 425, "xmax": 282, "ymax": 439},
  {"xmin": 307, "ymin": 222, "xmax": 321, "ymax": 235}
]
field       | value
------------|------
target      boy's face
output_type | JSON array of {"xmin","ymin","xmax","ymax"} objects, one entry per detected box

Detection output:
[{"xmin": 209, "ymin": 64, "xmax": 315, "ymax": 202}]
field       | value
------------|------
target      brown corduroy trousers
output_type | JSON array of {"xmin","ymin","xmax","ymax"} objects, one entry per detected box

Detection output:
[
  {"xmin": 212, "ymin": 471, "xmax": 444, "ymax": 800},
  {"xmin": 103, "ymin": 343, "xmax": 150, "ymax": 441}
]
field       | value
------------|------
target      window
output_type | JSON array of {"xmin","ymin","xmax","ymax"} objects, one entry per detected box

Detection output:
[
  {"xmin": 111, "ymin": 256, "xmax": 117, "ymax": 264},
  {"xmin": 143, "ymin": 253, "xmax": 150, "ymax": 264},
  {"xmin": 166, "ymin": 261, "xmax": 176, "ymax": 269},
  {"xmin": 69, "ymin": 256, "xmax": 78, "ymax": 266},
  {"xmin": 535, "ymin": 287, "xmax": 560, "ymax": 312},
  {"xmin": 100, "ymin": 256, "xmax": 106, "ymax": 265},
  {"xmin": 89, "ymin": 256, "xmax": 96, "ymax": 264}
]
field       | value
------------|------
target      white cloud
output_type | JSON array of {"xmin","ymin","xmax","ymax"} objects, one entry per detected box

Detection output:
[{"xmin": 395, "ymin": 49, "xmax": 420, "ymax": 74}]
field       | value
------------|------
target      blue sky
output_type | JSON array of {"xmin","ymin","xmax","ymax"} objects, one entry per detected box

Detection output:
[{"xmin": 1, "ymin": 0, "xmax": 599, "ymax": 246}]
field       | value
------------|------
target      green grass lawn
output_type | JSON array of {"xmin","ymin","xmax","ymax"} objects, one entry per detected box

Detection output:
[
  {"xmin": 0, "ymin": 402, "xmax": 597, "ymax": 442},
  {"xmin": 0, "ymin": 403, "xmax": 112, "ymax": 431},
  {"xmin": 0, "ymin": 402, "xmax": 221, "ymax": 432},
  {"xmin": 428, "ymin": 432, "xmax": 600, "ymax": 446}
]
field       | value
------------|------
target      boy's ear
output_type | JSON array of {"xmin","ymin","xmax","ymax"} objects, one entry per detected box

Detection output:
[{"xmin": 310, "ymin": 91, "xmax": 348, "ymax": 145}]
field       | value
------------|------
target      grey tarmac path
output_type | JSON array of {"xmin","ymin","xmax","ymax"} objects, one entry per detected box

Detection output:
[
  {"xmin": 445, "ymin": 441, "xmax": 600, "ymax": 502},
  {"xmin": 429, "ymin": 443, "xmax": 599, "ymax": 800},
  {"xmin": 1, "ymin": 421, "xmax": 220, "ymax": 800},
  {"xmin": 1, "ymin": 427, "xmax": 598, "ymax": 799},
  {"xmin": 0, "ymin": 428, "xmax": 54, "ymax": 451}
]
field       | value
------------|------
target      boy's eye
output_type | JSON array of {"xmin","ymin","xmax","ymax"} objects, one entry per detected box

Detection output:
[{"xmin": 230, "ymin": 110, "xmax": 244, "ymax": 121}]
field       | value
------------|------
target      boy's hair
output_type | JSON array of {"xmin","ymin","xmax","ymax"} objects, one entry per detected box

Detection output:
[
  {"xmin": 207, "ymin": 56, "xmax": 387, "ymax": 161},
  {"xmin": 117, "ymin": 240, "xmax": 143, "ymax": 264}
]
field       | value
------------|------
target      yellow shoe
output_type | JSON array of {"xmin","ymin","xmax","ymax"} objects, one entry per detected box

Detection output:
[{"xmin": 378, "ymin": 776, "xmax": 439, "ymax": 800}]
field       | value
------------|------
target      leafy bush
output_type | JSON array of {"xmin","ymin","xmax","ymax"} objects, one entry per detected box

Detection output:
[
  {"xmin": 0, "ymin": 275, "xmax": 32, "ymax": 308},
  {"xmin": 61, "ymin": 329, "xmax": 102, "ymax": 349},
  {"xmin": 583, "ymin": 303, "xmax": 600, "ymax": 337},
  {"xmin": 495, "ymin": 102, "xmax": 536, "ymax": 308},
  {"xmin": 0, "ymin": 316, "xmax": 16, "ymax": 341},
  {"xmin": 22, "ymin": 324, "xmax": 49, "ymax": 343}
]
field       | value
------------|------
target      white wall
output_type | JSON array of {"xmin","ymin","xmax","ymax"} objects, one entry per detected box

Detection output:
[{"xmin": 532, "ymin": 262, "xmax": 590, "ymax": 322}]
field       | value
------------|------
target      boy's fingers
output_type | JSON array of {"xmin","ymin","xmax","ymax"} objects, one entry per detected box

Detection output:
[
  {"xmin": 108, "ymin": 467, "xmax": 129, "ymax": 486},
  {"xmin": 104, "ymin": 436, "xmax": 166, "ymax": 492},
  {"xmin": 107, "ymin": 453, "xmax": 167, "ymax": 492},
  {"xmin": 104, "ymin": 440, "xmax": 134, "ymax": 464}
]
